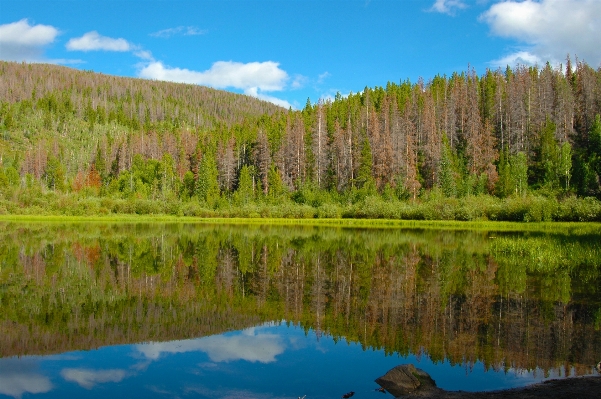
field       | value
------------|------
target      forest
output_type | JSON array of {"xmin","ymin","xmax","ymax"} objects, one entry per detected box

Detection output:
[{"xmin": 0, "ymin": 59, "xmax": 600, "ymax": 221}]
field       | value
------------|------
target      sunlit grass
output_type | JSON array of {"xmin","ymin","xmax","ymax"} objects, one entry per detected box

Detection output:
[{"xmin": 1, "ymin": 213, "xmax": 601, "ymax": 233}]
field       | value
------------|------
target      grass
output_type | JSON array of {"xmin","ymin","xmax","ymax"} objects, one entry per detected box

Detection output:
[{"xmin": 1, "ymin": 214, "xmax": 600, "ymax": 233}]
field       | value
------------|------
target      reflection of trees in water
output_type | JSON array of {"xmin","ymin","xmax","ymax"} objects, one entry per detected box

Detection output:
[{"xmin": 0, "ymin": 223, "xmax": 599, "ymax": 375}]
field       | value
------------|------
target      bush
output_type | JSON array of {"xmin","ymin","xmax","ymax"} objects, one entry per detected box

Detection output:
[
  {"xmin": 497, "ymin": 196, "xmax": 529, "ymax": 221},
  {"xmin": 523, "ymin": 196, "xmax": 557, "ymax": 222},
  {"xmin": 316, "ymin": 203, "xmax": 343, "ymax": 218},
  {"xmin": 556, "ymin": 196, "xmax": 601, "ymax": 221},
  {"xmin": 181, "ymin": 202, "xmax": 216, "ymax": 217}
]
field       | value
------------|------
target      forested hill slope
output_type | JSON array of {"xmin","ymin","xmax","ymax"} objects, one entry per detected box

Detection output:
[
  {"xmin": 0, "ymin": 61, "xmax": 284, "ymax": 191},
  {"xmin": 0, "ymin": 61, "xmax": 283, "ymax": 133},
  {"xmin": 0, "ymin": 59, "xmax": 600, "ymax": 220}
]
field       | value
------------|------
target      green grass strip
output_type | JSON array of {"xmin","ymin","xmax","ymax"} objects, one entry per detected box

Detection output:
[{"xmin": 1, "ymin": 214, "xmax": 600, "ymax": 233}]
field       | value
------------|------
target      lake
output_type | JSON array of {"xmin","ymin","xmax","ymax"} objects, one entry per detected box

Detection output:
[{"xmin": 1, "ymin": 222, "xmax": 600, "ymax": 398}]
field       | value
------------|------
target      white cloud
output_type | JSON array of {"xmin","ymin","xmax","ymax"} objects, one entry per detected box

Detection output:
[
  {"xmin": 430, "ymin": 0, "xmax": 467, "ymax": 15},
  {"xmin": 139, "ymin": 60, "xmax": 288, "ymax": 91},
  {"xmin": 0, "ymin": 19, "xmax": 59, "ymax": 62},
  {"xmin": 138, "ymin": 60, "xmax": 291, "ymax": 108},
  {"xmin": 0, "ymin": 19, "xmax": 58, "ymax": 47},
  {"xmin": 134, "ymin": 50, "xmax": 154, "ymax": 61},
  {"xmin": 291, "ymin": 74, "xmax": 308, "ymax": 89},
  {"xmin": 136, "ymin": 327, "xmax": 286, "ymax": 363},
  {"xmin": 481, "ymin": 0, "xmax": 601, "ymax": 67},
  {"xmin": 244, "ymin": 87, "xmax": 293, "ymax": 109},
  {"xmin": 61, "ymin": 368, "xmax": 126, "ymax": 389},
  {"xmin": 66, "ymin": 31, "xmax": 132, "ymax": 52},
  {"xmin": 489, "ymin": 50, "xmax": 542, "ymax": 67},
  {"xmin": 0, "ymin": 359, "xmax": 53, "ymax": 398},
  {"xmin": 317, "ymin": 72, "xmax": 331, "ymax": 84},
  {"xmin": 150, "ymin": 26, "xmax": 206, "ymax": 38}
]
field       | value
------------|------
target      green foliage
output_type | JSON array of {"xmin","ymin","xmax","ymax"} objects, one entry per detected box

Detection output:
[
  {"xmin": 439, "ymin": 135, "xmax": 457, "ymax": 197},
  {"xmin": 196, "ymin": 152, "xmax": 220, "ymax": 206},
  {"xmin": 511, "ymin": 152, "xmax": 528, "ymax": 197},
  {"xmin": 267, "ymin": 164, "xmax": 287, "ymax": 203},
  {"xmin": 233, "ymin": 165, "xmax": 255, "ymax": 206},
  {"xmin": 43, "ymin": 156, "xmax": 65, "ymax": 191},
  {"xmin": 538, "ymin": 119, "xmax": 560, "ymax": 189},
  {"xmin": 182, "ymin": 171, "xmax": 195, "ymax": 200},
  {"xmin": 1, "ymin": 61, "xmax": 600, "ymax": 221},
  {"xmin": 559, "ymin": 141, "xmax": 572, "ymax": 191},
  {"xmin": 589, "ymin": 115, "xmax": 601, "ymax": 176},
  {"xmin": 355, "ymin": 138, "xmax": 375, "ymax": 190},
  {"xmin": 497, "ymin": 149, "xmax": 528, "ymax": 197}
]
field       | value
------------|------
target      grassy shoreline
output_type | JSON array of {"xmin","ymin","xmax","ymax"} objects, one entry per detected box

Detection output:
[{"xmin": 2, "ymin": 214, "xmax": 600, "ymax": 232}]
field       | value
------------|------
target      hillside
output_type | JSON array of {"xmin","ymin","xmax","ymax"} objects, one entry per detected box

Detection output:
[
  {"xmin": 0, "ymin": 61, "xmax": 283, "ymax": 163},
  {"xmin": 0, "ymin": 60, "xmax": 600, "ymax": 220},
  {"xmin": 0, "ymin": 61, "xmax": 283, "ymax": 128}
]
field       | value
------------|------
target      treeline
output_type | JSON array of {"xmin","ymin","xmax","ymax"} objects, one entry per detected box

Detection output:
[{"xmin": 1, "ymin": 60, "xmax": 601, "ymax": 220}]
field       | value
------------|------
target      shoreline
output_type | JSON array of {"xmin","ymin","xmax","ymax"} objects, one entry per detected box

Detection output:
[
  {"xmin": 402, "ymin": 375, "xmax": 601, "ymax": 398},
  {"xmin": 1, "ymin": 214, "xmax": 600, "ymax": 233}
]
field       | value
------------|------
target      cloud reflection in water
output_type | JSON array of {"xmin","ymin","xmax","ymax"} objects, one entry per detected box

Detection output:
[
  {"xmin": 0, "ymin": 358, "xmax": 53, "ymax": 398},
  {"xmin": 136, "ymin": 326, "xmax": 285, "ymax": 363},
  {"xmin": 60, "ymin": 368, "xmax": 127, "ymax": 389}
]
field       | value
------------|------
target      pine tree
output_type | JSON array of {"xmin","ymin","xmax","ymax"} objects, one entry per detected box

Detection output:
[
  {"xmin": 267, "ymin": 164, "xmax": 286, "ymax": 202},
  {"xmin": 196, "ymin": 151, "xmax": 220, "ymax": 206},
  {"xmin": 233, "ymin": 165, "xmax": 255, "ymax": 206},
  {"xmin": 558, "ymin": 142, "xmax": 572, "ymax": 191},
  {"xmin": 312, "ymin": 99, "xmax": 328, "ymax": 188},
  {"xmin": 255, "ymin": 131, "xmax": 271, "ymax": 194},
  {"xmin": 510, "ymin": 152, "xmax": 528, "ymax": 196},
  {"xmin": 496, "ymin": 148, "xmax": 511, "ymax": 198},
  {"xmin": 356, "ymin": 138, "xmax": 375, "ymax": 191},
  {"xmin": 439, "ymin": 135, "xmax": 457, "ymax": 197},
  {"xmin": 538, "ymin": 119, "xmax": 560, "ymax": 189},
  {"xmin": 43, "ymin": 156, "xmax": 65, "ymax": 191}
]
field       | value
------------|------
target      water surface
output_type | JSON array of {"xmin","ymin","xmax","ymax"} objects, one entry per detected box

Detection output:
[{"xmin": 1, "ymin": 222, "xmax": 600, "ymax": 398}]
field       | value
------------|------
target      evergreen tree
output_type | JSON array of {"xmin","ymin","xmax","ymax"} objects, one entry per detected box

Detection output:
[
  {"xmin": 537, "ymin": 119, "xmax": 560, "ymax": 189},
  {"xmin": 355, "ymin": 138, "xmax": 374, "ymax": 190},
  {"xmin": 94, "ymin": 147, "xmax": 107, "ymax": 185},
  {"xmin": 196, "ymin": 152, "xmax": 220, "ymax": 205},
  {"xmin": 510, "ymin": 152, "xmax": 528, "ymax": 197},
  {"xmin": 267, "ymin": 164, "xmax": 286, "ymax": 202},
  {"xmin": 496, "ymin": 148, "xmax": 512, "ymax": 198},
  {"xmin": 439, "ymin": 135, "xmax": 457, "ymax": 197},
  {"xmin": 558, "ymin": 142, "xmax": 572, "ymax": 191},
  {"xmin": 233, "ymin": 165, "xmax": 255, "ymax": 206},
  {"xmin": 43, "ymin": 156, "xmax": 65, "ymax": 191}
]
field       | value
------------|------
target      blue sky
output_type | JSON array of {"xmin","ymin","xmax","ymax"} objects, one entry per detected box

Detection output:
[{"xmin": 1, "ymin": 0, "xmax": 600, "ymax": 109}]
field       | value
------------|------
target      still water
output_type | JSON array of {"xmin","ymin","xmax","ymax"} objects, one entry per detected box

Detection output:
[{"xmin": 0, "ymin": 222, "xmax": 600, "ymax": 398}]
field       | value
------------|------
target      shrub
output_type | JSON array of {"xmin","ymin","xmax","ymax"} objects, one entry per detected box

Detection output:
[
  {"xmin": 316, "ymin": 203, "xmax": 342, "ymax": 218},
  {"xmin": 523, "ymin": 196, "xmax": 557, "ymax": 222},
  {"xmin": 556, "ymin": 196, "xmax": 601, "ymax": 221}
]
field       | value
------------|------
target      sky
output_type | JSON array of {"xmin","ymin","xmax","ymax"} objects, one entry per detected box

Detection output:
[{"xmin": 1, "ymin": 0, "xmax": 600, "ymax": 109}]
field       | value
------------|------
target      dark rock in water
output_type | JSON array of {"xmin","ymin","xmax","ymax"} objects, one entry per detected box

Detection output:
[
  {"xmin": 375, "ymin": 364, "xmax": 440, "ymax": 397},
  {"xmin": 341, "ymin": 391, "xmax": 354, "ymax": 398}
]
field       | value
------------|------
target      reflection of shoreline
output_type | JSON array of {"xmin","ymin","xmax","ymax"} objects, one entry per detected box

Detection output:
[
  {"xmin": 398, "ymin": 375, "xmax": 601, "ymax": 399},
  {"xmin": 1, "ymin": 224, "xmax": 600, "ymax": 376}
]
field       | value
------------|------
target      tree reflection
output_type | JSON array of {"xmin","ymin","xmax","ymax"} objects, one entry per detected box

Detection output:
[{"xmin": 0, "ymin": 222, "xmax": 599, "ymax": 376}]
